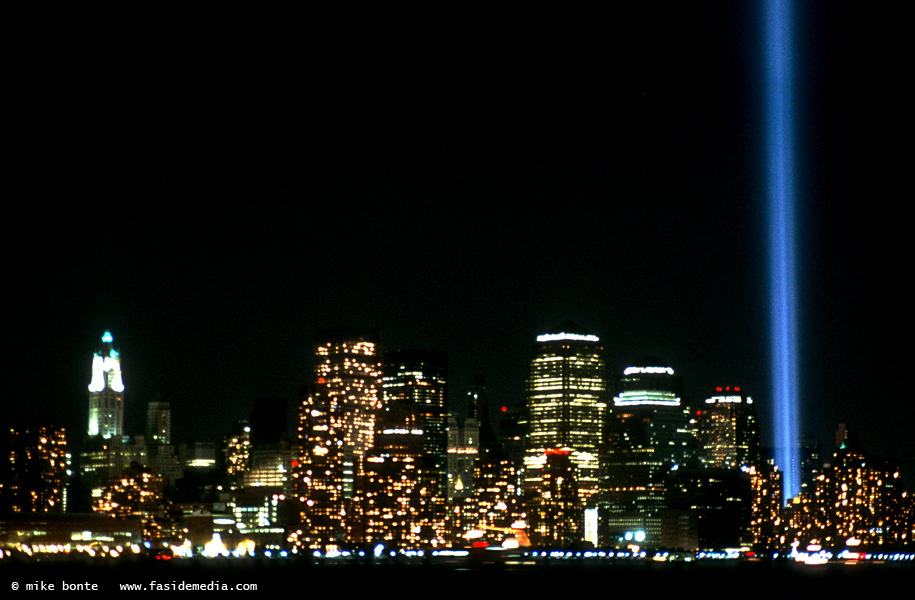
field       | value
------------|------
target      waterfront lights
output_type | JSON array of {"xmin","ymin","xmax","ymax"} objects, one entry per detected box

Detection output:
[{"xmin": 766, "ymin": 0, "xmax": 801, "ymax": 503}]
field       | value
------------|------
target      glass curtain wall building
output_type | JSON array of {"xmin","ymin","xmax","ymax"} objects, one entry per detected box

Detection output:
[{"xmin": 523, "ymin": 322, "xmax": 607, "ymax": 506}]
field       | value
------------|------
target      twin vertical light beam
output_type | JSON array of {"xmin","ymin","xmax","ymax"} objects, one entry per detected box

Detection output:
[{"xmin": 766, "ymin": 0, "xmax": 800, "ymax": 503}]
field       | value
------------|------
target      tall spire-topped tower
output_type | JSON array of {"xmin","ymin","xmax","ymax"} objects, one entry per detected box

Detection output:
[{"xmin": 87, "ymin": 330, "xmax": 125, "ymax": 439}]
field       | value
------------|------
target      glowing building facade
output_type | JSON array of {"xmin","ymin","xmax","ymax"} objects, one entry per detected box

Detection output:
[
  {"xmin": 290, "ymin": 329, "xmax": 381, "ymax": 551},
  {"xmin": 697, "ymin": 386, "xmax": 761, "ymax": 469},
  {"xmin": 382, "ymin": 351, "xmax": 447, "ymax": 495},
  {"xmin": 362, "ymin": 419, "xmax": 442, "ymax": 548},
  {"xmin": 524, "ymin": 325, "xmax": 607, "ymax": 506},
  {"xmin": 360, "ymin": 350, "xmax": 448, "ymax": 548},
  {"xmin": 87, "ymin": 331, "xmax": 125, "ymax": 440},
  {"xmin": 471, "ymin": 455, "xmax": 522, "ymax": 536},
  {"xmin": 8, "ymin": 424, "xmax": 69, "ymax": 513},
  {"xmin": 93, "ymin": 463, "xmax": 166, "ymax": 542},
  {"xmin": 785, "ymin": 425, "xmax": 908, "ymax": 549},
  {"xmin": 602, "ymin": 359, "xmax": 695, "ymax": 547},
  {"xmin": 290, "ymin": 382, "xmax": 346, "ymax": 551},
  {"xmin": 223, "ymin": 421, "xmax": 252, "ymax": 486},
  {"xmin": 749, "ymin": 462, "xmax": 783, "ymax": 553},
  {"xmin": 314, "ymin": 329, "xmax": 381, "ymax": 500},
  {"xmin": 529, "ymin": 449, "xmax": 583, "ymax": 547}
]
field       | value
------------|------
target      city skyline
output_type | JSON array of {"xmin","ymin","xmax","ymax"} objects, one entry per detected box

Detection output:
[{"xmin": 6, "ymin": 3, "xmax": 910, "ymax": 490}]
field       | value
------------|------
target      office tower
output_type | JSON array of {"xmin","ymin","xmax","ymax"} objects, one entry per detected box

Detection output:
[
  {"xmin": 602, "ymin": 358, "xmax": 695, "ymax": 547},
  {"xmin": 8, "ymin": 423, "xmax": 69, "ymax": 513},
  {"xmin": 799, "ymin": 435, "xmax": 821, "ymax": 498},
  {"xmin": 361, "ymin": 350, "xmax": 448, "ymax": 547},
  {"xmin": 244, "ymin": 442, "xmax": 296, "ymax": 489},
  {"xmin": 659, "ymin": 386, "xmax": 763, "ymax": 550},
  {"xmin": 223, "ymin": 420, "xmax": 252, "ymax": 485},
  {"xmin": 528, "ymin": 449, "xmax": 583, "ymax": 547},
  {"xmin": 79, "ymin": 436, "xmax": 128, "ymax": 508},
  {"xmin": 362, "ymin": 400, "xmax": 434, "ymax": 548},
  {"xmin": 290, "ymin": 328, "xmax": 381, "ymax": 552},
  {"xmin": 87, "ymin": 331, "xmax": 125, "ymax": 439},
  {"xmin": 249, "ymin": 397, "xmax": 289, "ymax": 447},
  {"xmin": 497, "ymin": 405, "xmax": 525, "ymax": 468},
  {"xmin": 666, "ymin": 465, "xmax": 752, "ymax": 550},
  {"xmin": 228, "ymin": 488, "xmax": 287, "ymax": 551},
  {"xmin": 697, "ymin": 386, "xmax": 761, "ymax": 469},
  {"xmin": 146, "ymin": 401, "xmax": 171, "ymax": 445},
  {"xmin": 749, "ymin": 461, "xmax": 783, "ymax": 553},
  {"xmin": 244, "ymin": 397, "xmax": 294, "ymax": 492},
  {"xmin": 313, "ymin": 328, "xmax": 381, "ymax": 499},
  {"xmin": 144, "ymin": 400, "xmax": 180, "ymax": 486},
  {"xmin": 382, "ymin": 350, "xmax": 447, "ymax": 494},
  {"xmin": 466, "ymin": 375, "xmax": 496, "ymax": 452},
  {"xmin": 79, "ymin": 331, "xmax": 132, "ymax": 511},
  {"xmin": 523, "ymin": 323, "xmax": 607, "ymax": 505},
  {"xmin": 290, "ymin": 382, "xmax": 345, "ymax": 551}
]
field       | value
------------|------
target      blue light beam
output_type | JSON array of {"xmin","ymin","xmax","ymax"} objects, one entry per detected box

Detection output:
[{"xmin": 766, "ymin": 0, "xmax": 800, "ymax": 504}]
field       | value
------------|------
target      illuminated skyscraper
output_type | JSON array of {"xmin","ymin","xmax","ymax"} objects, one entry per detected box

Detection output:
[
  {"xmin": 697, "ymin": 386, "xmax": 761, "ymax": 469},
  {"xmin": 8, "ymin": 423, "xmax": 69, "ymax": 513},
  {"xmin": 312, "ymin": 329, "xmax": 381, "ymax": 499},
  {"xmin": 749, "ymin": 461, "xmax": 783, "ymax": 552},
  {"xmin": 290, "ymin": 328, "xmax": 381, "ymax": 551},
  {"xmin": 602, "ymin": 358, "xmax": 695, "ymax": 547},
  {"xmin": 361, "ymin": 350, "xmax": 448, "ymax": 547},
  {"xmin": 291, "ymin": 382, "xmax": 346, "ymax": 551},
  {"xmin": 523, "ymin": 322, "xmax": 607, "ymax": 505},
  {"xmin": 223, "ymin": 420, "xmax": 252, "ymax": 486},
  {"xmin": 87, "ymin": 331, "xmax": 125, "ymax": 440},
  {"xmin": 382, "ymin": 350, "xmax": 447, "ymax": 494},
  {"xmin": 659, "ymin": 386, "xmax": 763, "ymax": 550}
]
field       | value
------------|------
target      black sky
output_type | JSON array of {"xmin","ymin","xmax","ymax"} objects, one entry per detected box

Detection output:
[{"xmin": 7, "ymin": 4, "xmax": 911, "ymax": 485}]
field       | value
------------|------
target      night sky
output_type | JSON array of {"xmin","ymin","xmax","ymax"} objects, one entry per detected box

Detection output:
[{"xmin": 7, "ymin": 5, "xmax": 911, "ymax": 486}]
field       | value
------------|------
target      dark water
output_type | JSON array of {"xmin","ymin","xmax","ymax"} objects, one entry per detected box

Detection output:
[{"xmin": 3, "ymin": 555, "xmax": 912, "ymax": 594}]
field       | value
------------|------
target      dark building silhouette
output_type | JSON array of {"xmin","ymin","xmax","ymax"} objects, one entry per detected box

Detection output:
[{"xmin": 249, "ymin": 397, "xmax": 289, "ymax": 447}]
